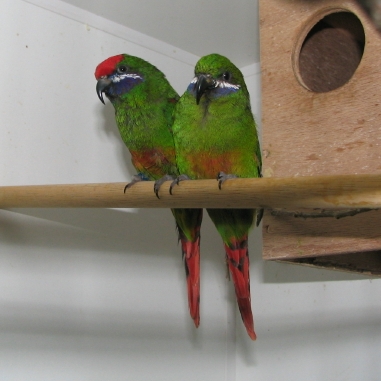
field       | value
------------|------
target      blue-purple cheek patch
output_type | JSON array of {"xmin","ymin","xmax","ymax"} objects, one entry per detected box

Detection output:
[
  {"xmin": 186, "ymin": 77, "xmax": 240, "ymax": 99},
  {"xmin": 109, "ymin": 73, "xmax": 144, "ymax": 96}
]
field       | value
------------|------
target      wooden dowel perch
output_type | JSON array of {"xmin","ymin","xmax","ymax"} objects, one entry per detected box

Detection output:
[{"xmin": 1, "ymin": 174, "xmax": 381, "ymax": 209}]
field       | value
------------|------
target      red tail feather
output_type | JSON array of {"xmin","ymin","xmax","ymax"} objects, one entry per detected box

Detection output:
[
  {"xmin": 180, "ymin": 238, "xmax": 201, "ymax": 327},
  {"xmin": 224, "ymin": 238, "xmax": 256, "ymax": 340}
]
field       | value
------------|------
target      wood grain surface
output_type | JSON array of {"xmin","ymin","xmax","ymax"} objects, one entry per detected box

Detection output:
[
  {"xmin": 1, "ymin": 174, "xmax": 381, "ymax": 208},
  {"xmin": 260, "ymin": 0, "xmax": 381, "ymax": 274}
]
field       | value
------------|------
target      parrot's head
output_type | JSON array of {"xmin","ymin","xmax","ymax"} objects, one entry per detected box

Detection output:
[
  {"xmin": 95, "ymin": 54, "xmax": 160, "ymax": 104},
  {"xmin": 188, "ymin": 53, "xmax": 248, "ymax": 105}
]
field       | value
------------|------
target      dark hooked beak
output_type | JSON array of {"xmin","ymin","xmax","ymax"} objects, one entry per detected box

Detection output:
[
  {"xmin": 96, "ymin": 78, "xmax": 112, "ymax": 104},
  {"xmin": 195, "ymin": 74, "xmax": 216, "ymax": 105}
]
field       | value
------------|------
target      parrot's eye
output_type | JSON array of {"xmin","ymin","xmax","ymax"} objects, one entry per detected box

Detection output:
[
  {"xmin": 222, "ymin": 72, "xmax": 231, "ymax": 81},
  {"xmin": 117, "ymin": 65, "xmax": 128, "ymax": 74}
]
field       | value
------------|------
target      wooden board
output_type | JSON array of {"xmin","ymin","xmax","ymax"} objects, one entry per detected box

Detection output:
[{"xmin": 260, "ymin": 0, "xmax": 381, "ymax": 274}]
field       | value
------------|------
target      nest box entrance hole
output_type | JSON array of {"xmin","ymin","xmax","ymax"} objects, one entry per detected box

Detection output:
[{"xmin": 294, "ymin": 10, "xmax": 365, "ymax": 92}]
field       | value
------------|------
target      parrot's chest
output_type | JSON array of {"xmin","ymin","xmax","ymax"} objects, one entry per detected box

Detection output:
[
  {"xmin": 130, "ymin": 147, "xmax": 176, "ymax": 179},
  {"xmin": 183, "ymin": 150, "xmax": 240, "ymax": 179}
]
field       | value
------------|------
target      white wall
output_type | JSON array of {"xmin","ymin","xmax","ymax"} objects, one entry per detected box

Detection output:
[{"xmin": 0, "ymin": 1, "xmax": 380, "ymax": 380}]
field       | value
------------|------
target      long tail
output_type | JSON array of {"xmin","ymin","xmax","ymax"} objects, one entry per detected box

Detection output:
[
  {"xmin": 224, "ymin": 236, "xmax": 256, "ymax": 340},
  {"xmin": 178, "ymin": 230, "xmax": 201, "ymax": 327},
  {"xmin": 173, "ymin": 208, "xmax": 203, "ymax": 327}
]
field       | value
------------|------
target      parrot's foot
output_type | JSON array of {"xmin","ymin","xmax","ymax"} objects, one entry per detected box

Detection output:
[
  {"xmin": 169, "ymin": 174, "xmax": 191, "ymax": 195},
  {"xmin": 217, "ymin": 171, "xmax": 238, "ymax": 190},
  {"xmin": 154, "ymin": 174, "xmax": 175, "ymax": 199},
  {"xmin": 123, "ymin": 173, "xmax": 150, "ymax": 193}
]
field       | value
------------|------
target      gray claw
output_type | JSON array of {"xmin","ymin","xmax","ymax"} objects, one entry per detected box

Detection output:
[
  {"xmin": 169, "ymin": 174, "xmax": 190, "ymax": 195},
  {"xmin": 154, "ymin": 175, "xmax": 175, "ymax": 199},
  {"xmin": 123, "ymin": 174, "xmax": 147, "ymax": 193},
  {"xmin": 217, "ymin": 171, "xmax": 238, "ymax": 190}
]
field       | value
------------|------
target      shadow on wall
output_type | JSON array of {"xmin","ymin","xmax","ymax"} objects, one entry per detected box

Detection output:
[
  {"xmin": 1, "ymin": 207, "xmax": 373, "ymax": 284},
  {"xmin": 0, "ymin": 299, "xmax": 221, "ymax": 347},
  {"xmin": 0, "ymin": 208, "xmax": 177, "ymax": 256}
]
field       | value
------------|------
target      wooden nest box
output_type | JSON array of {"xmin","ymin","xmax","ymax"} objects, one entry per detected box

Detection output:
[{"xmin": 260, "ymin": 0, "xmax": 381, "ymax": 275}]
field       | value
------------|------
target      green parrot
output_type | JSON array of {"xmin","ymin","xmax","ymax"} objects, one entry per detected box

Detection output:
[
  {"xmin": 95, "ymin": 54, "xmax": 203, "ymax": 327},
  {"xmin": 171, "ymin": 53, "xmax": 261, "ymax": 340}
]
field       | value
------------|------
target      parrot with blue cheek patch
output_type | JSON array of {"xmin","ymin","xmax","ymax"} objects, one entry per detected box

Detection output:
[
  {"xmin": 171, "ymin": 53, "xmax": 261, "ymax": 340},
  {"xmin": 95, "ymin": 54, "xmax": 203, "ymax": 328}
]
